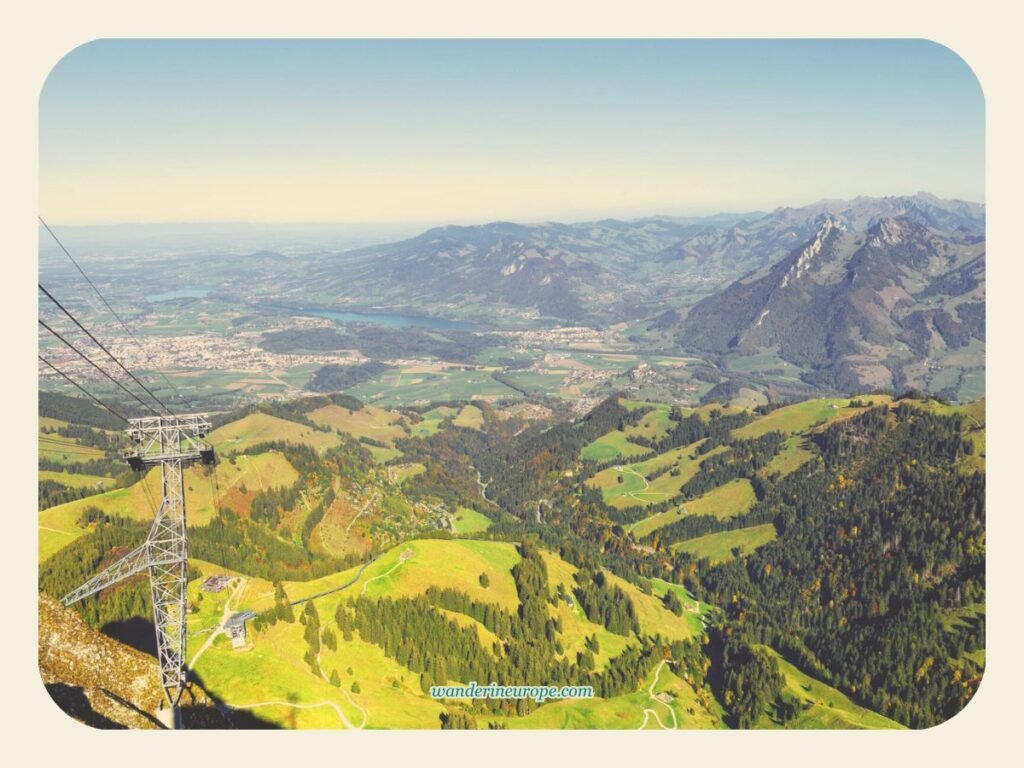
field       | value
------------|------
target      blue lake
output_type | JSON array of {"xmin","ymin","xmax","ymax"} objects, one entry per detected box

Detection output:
[
  {"xmin": 147, "ymin": 287, "xmax": 212, "ymax": 302},
  {"xmin": 258, "ymin": 303, "xmax": 482, "ymax": 332}
]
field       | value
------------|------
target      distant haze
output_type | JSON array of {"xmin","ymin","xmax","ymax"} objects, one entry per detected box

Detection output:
[{"xmin": 40, "ymin": 39, "xmax": 984, "ymax": 225}]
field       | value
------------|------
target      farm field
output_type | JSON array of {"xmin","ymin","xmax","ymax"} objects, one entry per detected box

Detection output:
[
  {"xmin": 732, "ymin": 398, "xmax": 852, "ymax": 439},
  {"xmin": 452, "ymin": 405, "xmax": 484, "ymax": 430},
  {"xmin": 602, "ymin": 570, "xmax": 706, "ymax": 641},
  {"xmin": 722, "ymin": 351, "xmax": 791, "ymax": 374},
  {"xmin": 581, "ymin": 431, "xmax": 650, "ymax": 462},
  {"xmin": 539, "ymin": 551, "xmax": 657, "ymax": 669},
  {"xmin": 623, "ymin": 403, "xmax": 673, "ymax": 438},
  {"xmin": 683, "ymin": 478, "xmax": 757, "ymax": 520},
  {"xmin": 346, "ymin": 367, "xmax": 520, "ymax": 407},
  {"xmin": 357, "ymin": 539, "xmax": 522, "ymax": 610},
  {"xmin": 648, "ymin": 577, "xmax": 712, "ymax": 630},
  {"xmin": 307, "ymin": 404, "xmax": 408, "ymax": 444},
  {"xmin": 38, "ymin": 418, "xmax": 119, "ymax": 473},
  {"xmin": 620, "ymin": 399, "xmax": 657, "ymax": 412},
  {"xmin": 732, "ymin": 395, "xmax": 893, "ymax": 441},
  {"xmin": 217, "ymin": 538, "xmax": 527, "ymax": 617},
  {"xmin": 629, "ymin": 478, "xmax": 757, "ymax": 539},
  {"xmin": 582, "ymin": 400, "xmax": 679, "ymax": 462},
  {"xmin": 546, "ymin": 595, "xmax": 632, "ymax": 672},
  {"xmin": 38, "ymin": 441, "xmax": 108, "ymax": 465},
  {"xmin": 409, "ymin": 406, "xmax": 458, "ymax": 438},
  {"xmin": 587, "ymin": 441, "xmax": 726, "ymax": 509},
  {"xmin": 501, "ymin": 370, "xmax": 570, "ymax": 396},
  {"xmin": 210, "ymin": 413, "xmax": 342, "ymax": 454},
  {"xmin": 366, "ymin": 445, "xmax": 402, "ymax": 464},
  {"xmin": 192, "ymin": 614, "xmax": 438, "ymax": 729},
  {"xmin": 756, "ymin": 647, "xmax": 903, "ymax": 730},
  {"xmin": 38, "ymin": 451, "xmax": 298, "ymax": 562},
  {"xmin": 728, "ymin": 387, "xmax": 769, "ymax": 409},
  {"xmin": 954, "ymin": 369, "xmax": 985, "ymax": 403},
  {"xmin": 308, "ymin": 493, "xmax": 373, "ymax": 559},
  {"xmin": 162, "ymin": 367, "xmax": 311, "ymax": 401},
  {"xmin": 452, "ymin": 506, "xmax": 492, "ymax": 534},
  {"xmin": 760, "ymin": 435, "xmax": 816, "ymax": 477},
  {"xmin": 38, "ymin": 470, "xmax": 115, "ymax": 490},
  {"xmin": 671, "ymin": 523, "xmax": 777, "ymax": 564},
  {"xmin": 38, "ymin": 417, "xmax": 111, "ymax": 465}
]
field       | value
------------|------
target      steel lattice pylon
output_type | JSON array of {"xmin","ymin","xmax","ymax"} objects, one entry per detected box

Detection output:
[{"xmin": 62, "ymin": 414, "xmax": 214, "ymax": 713}]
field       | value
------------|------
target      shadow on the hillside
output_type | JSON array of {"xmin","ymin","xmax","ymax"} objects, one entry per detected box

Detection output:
[
  {"xmin": 180, "ymin": 671, "xmax": 282, "ymax": 729},
  {"xmin": 100, "ymin": 687, "xmax": 164, "ymax": 728},
  {"xmin": 45, "ymin": 683, "xmax": 126, "ymax": 729},
  {"xmin": 100, "ymin": 617, "xmax": 157, "ymax": 658}
]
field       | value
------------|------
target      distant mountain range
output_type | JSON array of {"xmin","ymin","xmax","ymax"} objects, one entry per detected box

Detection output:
[
  {"xmin": 655, "ymin": 192, "xmax": 984, "ymax": 278},
  {"xmin": 263, "ymin": 192, "xmax": 985, "ymax": 399},
  {"xmin": 290, "ymin": 193, "xmax": 979, "ymax": 317},
  {"xmin": 293, "ymin": 215, "xmax": 751, "ymax": 321}
]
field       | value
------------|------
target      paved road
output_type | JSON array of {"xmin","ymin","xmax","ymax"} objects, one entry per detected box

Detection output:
[{"xmin": 290, "ymin": 557, "xmax": 376, "ymax": 607}]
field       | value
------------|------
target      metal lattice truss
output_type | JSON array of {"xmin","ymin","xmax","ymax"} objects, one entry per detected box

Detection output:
[
  {"xmin": 125, "ymin": 413, "xmax": 214, "ymax": 467},
  {"xmin": 62, "ymin": 414, "xmax": 213, "ymax": 707}
]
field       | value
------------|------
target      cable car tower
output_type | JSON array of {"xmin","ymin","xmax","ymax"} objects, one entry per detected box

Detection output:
[{"xmin": 62, "ymin": 413, "xmax": 214, "ymax": 727}]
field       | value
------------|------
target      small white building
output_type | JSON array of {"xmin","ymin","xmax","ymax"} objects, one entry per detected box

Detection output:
[{"xmin": 225, "ymin": 610, "xmax": 256, "ymax": 648}]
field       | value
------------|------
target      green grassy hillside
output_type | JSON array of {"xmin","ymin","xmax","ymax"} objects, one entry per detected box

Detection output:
[
  {"xmin": 41, "ymin": 391, "xmax": 984, "ymax": 731},
  {"xmin": 307, "ymin": 403, "xmax": 409, "ymax": 447},
  {"xmin": 184, "ymin": 538, "xmax": 713, "ymax": 729},
  {"xmin": 629, "ymin": 478, "xmax": 757, "ymax": 538},
  {"xmin": 671, "ymin": 523, "xmax": 777, "ymax": 564},
  {"xmin": 587, "ymin": 441, "xmax": 726, "ymax": 509},
  {"xmin": 210, "ymin": 413, "xmax": 342, "ymax": 454},
  {"xmin": 39, "ymin": 451, "xmax": 298, "ymax": 562},
  {"xmin": 756, "ymin": 647, "xmax": 903, "ymax": 729}
]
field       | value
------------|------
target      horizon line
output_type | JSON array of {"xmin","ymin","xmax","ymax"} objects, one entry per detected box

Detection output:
[{"xmin": 38, "ymin": 190, "xmax": 985, "ymax": 231}]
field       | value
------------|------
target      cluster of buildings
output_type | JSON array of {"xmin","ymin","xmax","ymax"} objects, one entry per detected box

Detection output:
[{"xmin": 495, "ymin": 325, "xmax": 622, "ymax": 349}]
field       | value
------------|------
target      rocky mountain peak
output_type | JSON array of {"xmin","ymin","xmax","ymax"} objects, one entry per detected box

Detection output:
[
  {"xmin": 779, "ymin": 215, "xmax": 843, "ymax": 288},
  {"xmin": 869, "ymin": 216, "xmax": 911, "ymax": 247}
]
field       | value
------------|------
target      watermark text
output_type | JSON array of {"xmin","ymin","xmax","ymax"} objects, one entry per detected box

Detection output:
[{"xmin": 430, "ymin": 681, "xmax": 594, "ymax": 703}]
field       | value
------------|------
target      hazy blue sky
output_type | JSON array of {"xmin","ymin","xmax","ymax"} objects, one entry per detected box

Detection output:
[{"xmin": 40, "ymin": 39, "xmax": 984, "ymax": 225}]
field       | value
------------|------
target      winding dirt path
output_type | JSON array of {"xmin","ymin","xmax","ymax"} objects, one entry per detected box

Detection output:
[
  {"xmin": 638, "ymin": 708, "xmax": 670, "ymax": 730},
  {"xmin": 314, "ymin": 630, "xmax": 368, "ymax": 729},
  {"xmin": 314, "ymin": 581, "xmax": 375, "ymax": 729},
  {"xmin": 346, "ymin": 491, "xmax": 379, "ymax": 533},
  {"xmin": 615, "ymin": 465, "xmax": 650, "ymax": 490},
  {"xmin": 637, "ymin": 659, "xmax": 678, "ymax": 730},
  {"xmin": 361, "ymin": 549, "xmax": 413, "ymax": 595},
  {"xmin": 614, "ymin": 466, "xmax": 670, "ymax": 503},
  {"xmin": 231, "ymin": 699, "xmax": 359, "ymax": 729},
  {"xmin": 189, "ymin": 577, "xmax": 246, "ymax": 668},
  {"xmin": 39, "ymin": 525, "xmax": 74, "ymax": 536}
]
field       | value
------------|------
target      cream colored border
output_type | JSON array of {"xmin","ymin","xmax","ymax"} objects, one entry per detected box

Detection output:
[{"xmin": 4, "ymin": 1, "xmax": 1021, "ymax": 765}]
